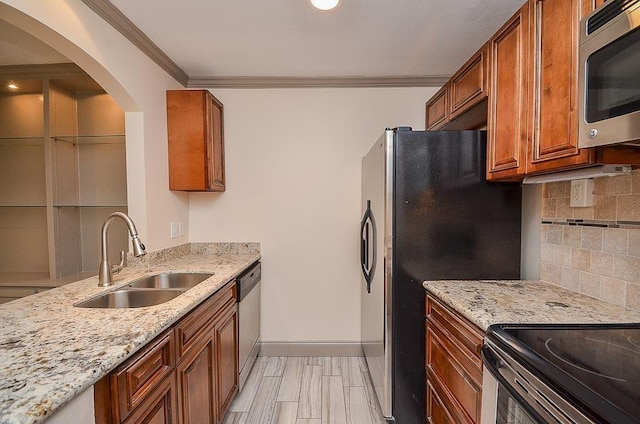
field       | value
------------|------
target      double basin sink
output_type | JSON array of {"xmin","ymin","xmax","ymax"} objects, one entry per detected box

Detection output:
[{"xmin": 75, "ymin": 272, "xmax": 213, "ymax": 309}]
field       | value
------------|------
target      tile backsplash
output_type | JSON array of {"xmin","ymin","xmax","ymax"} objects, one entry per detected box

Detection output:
[{"xmin": 540, "ymin": 170, "xmax": 640, "ymax": 311}]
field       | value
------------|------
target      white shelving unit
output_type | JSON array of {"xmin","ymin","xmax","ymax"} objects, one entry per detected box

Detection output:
[{"xmin": 0, "ymin": 77, "xmax": 127, "ymax": 303}]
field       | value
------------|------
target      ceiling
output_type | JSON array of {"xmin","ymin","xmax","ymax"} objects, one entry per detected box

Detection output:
[
  {"xmin": 0, "ymin": 0, "xmax": 528, "ymax": 87},
  {"xmin": 107, "ymin": 0, "xmax": 526, "ymax": 85}
]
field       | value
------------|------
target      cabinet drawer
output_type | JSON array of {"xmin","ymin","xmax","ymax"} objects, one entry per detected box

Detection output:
[
  {"xmin": 175, "ymin": 281, "xmax": 236, "ymax": 360},
  {"xmin": 426, "ymin": 295, "xmax": 482, "ymax": 361},
  {"xmin": 111, "ymin": 329, "xmax": 175, "ymax": 422},
  {"xmin": 122, "ymin": 374, "xmax": 177, "ymax": 424},
  {"xmin": 426, "ymin": 327, "xmax": 481, "ymax": 423},
  {"xmin": 426, "ymin": 379, "xmax": 459, "ymax": 424}
]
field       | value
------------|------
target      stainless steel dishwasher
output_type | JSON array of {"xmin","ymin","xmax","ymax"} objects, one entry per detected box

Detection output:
[{"xmin": 237, "ymin": 261, "xmax": 261, "ymax": 390}]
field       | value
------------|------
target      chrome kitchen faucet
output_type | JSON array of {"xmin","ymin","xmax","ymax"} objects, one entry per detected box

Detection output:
[{"xmin": 98, "ymin": 212, "xmax": 146, "ymax": 287}]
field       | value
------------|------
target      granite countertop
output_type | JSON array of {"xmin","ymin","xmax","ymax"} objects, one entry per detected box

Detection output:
[
  {"xmin": 423, "ymin": 280, "xmax": 640, "ymax": 331},
  {"xmin": 0, "ymin": 243, "xmax": 260, "ymax": 424}
]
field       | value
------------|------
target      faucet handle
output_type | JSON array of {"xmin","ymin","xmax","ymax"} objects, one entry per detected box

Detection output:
[{"xmin": 111, "ymin": 251, "xmax": 126, "ymax": 275}]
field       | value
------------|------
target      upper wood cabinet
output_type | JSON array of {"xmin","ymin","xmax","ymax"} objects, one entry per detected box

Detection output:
[
  {"xmin": 425, "ymin": 45, "xmax": 488, "ymax": 130},
  {"xmin": 486, "ymin": 4, "xmax": 529, "ymax": 181},
  {"xmin": 426, "ymin": 84, "xmax": 449, "ymax": 130},
  {"xmin": 487, "ymin": 0, "xmax": 611, "ymax": 181},
  {"xmin": 167, "ymin": 90, "xmax": 225, "ymax": 192},
  {"xmin": 526, "ymin": 0, "xmax": 594, "ymax": 174},
  {"xmin": 449, "ymin": 46, "xmax": 488, "ymax": 121}
]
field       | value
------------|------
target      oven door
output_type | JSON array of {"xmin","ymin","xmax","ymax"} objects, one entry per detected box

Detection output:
[
  {"xmin": 578, "ymin": 0, "xmax": 640, "ymax": 147},
  {"xmin": 481, "ymin": 365, "xmax": 540, "ymax": 424}
]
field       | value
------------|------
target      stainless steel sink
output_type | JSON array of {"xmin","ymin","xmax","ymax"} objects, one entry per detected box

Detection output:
[
  {"xmin": 75, "ymin": 272, "xmax": 214, "ymax": 308},
  {"xmin": 126, "ymin": 273, "xmax": 213, "ymax": 290},
  {"xmin": 75, "ymin": 289, "xmax": 184, "ymax": 309}
]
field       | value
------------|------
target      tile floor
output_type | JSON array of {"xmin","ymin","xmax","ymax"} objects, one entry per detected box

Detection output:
[{"xmin": 223, "ymin": 356, "xmax": 387, "ymax": 424}]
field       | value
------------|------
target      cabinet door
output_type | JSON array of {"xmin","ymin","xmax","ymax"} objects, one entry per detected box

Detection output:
[
  {"xmin": 205, "ymin": 94, "xmax": 225, "ymax": 191},
  {"xmin": 122, "ymin": 375, "xmax": 177, "ymax": 424},
  {"xmin": 214, "ymin": 305, "xmax": 238, "ymax": 421},
  {"xmin": 527, "ymin": 0, "xmax": 594, "ymax": 173},
  {"xmin": 486, "ymin": 5, "xmax": 529, "ymax": 181},
  {"xmin": 426, "ymin": 84, "xmax": 449, "ymax": 130},
  {"xmin": 167, "ymin": 90, "xmax": 225, "ymax": 192},
  {"xmin": 176, "ymin": 330, "xmax": 217, "ymax": 424},
  {"xmin": 449, "ymin": 45, "xmax": 488, "ymax": 121}
]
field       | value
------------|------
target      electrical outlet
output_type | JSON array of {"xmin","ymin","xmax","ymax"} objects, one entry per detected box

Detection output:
[
  {"xmin": 170, "ymin": 221, "xmax": 179, "ymax": 239},
  {"xmin": 178, "ymin": 222, "xmax": 185, "ymax": 237},
  {"xmin": 570, "ymin": 179, "xmax": 594, "ymax": 207}
]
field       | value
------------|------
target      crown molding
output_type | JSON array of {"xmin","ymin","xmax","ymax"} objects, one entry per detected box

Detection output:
[
  {"xmin": 0, "ymin": 63, "xmax": 89, "ymax": 79},
  {"xmin": 81, "ymin": 0, "xmax": 189, "ymax": 86},
  {"xmin": 187, "ymin": 75, "xmax": 449, "ymax": 89}
]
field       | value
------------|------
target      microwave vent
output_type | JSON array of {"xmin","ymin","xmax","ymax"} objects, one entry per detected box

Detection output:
[{"xmin": 587, "ymin": 0, "xmax": 640, "ymax": 34}]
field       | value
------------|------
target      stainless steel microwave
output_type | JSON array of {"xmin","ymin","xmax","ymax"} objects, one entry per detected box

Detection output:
[{"xmin": 578, "ymin": 0, "xmax": 640, "ymax": 148}]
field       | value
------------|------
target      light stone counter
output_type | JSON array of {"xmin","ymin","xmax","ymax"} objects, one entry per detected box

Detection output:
[
  {"xmin": 423, "ymin": 280, "xmax": 640, "ymax": 332},
  {"xmin": 0, "ymin": 243, "xmax": 260, "ymax": 424}
]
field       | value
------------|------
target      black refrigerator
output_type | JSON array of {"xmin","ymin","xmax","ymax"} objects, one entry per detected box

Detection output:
[{"xmin": 360, "ymin": 128, "xmax": 521, "ymax": 423}]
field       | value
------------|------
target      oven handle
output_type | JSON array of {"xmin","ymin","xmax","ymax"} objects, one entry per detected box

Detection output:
[
  {"xmin": 482, "ymin": 343, "xmax": 589, "ymax": 424},
  {"xmin": 481, "ymin": 345, "xmax": 549, "ymax": 423}
]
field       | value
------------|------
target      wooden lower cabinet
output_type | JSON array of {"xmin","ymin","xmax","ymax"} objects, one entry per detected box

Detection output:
[
  {"xmin": 214, "ymin": 307, "xmax": 239, "ymax": 421},
  {"xmin": 426, "ymin": 380, "xmax": 456, "ymax": 424},
  {"xmin": 176, "ymin": 332, "xmax": 216, "ymax": 424},
  {"xmin": 426, "ymin": 294, "xmax": 483, "ymax": 424},
  {"xmin": 96, "ymin": 281, "xmax": 238, "ymax": 424}
]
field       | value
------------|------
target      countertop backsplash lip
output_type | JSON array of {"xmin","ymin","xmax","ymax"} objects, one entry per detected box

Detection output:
[
  {"xmin": 423, "ymin": 279, "xmax": 640, "ymax": 332},
  {"xmin": 0, "ymin": 242, "xmax": 260, "ymax": 424}
]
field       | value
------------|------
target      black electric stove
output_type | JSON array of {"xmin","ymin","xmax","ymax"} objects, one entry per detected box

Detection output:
[{"xmin": 484, "ymin": 323, "xmax": 640, "ymax": 423}]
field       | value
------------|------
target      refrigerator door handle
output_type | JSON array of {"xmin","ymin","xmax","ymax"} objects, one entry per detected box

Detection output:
[{"xmin": 360, "ymin": 200, "xmax": 377, "ymax": 293}]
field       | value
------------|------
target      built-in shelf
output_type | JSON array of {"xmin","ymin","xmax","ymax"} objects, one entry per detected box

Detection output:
[
  {"xmin": 0, "ymin": 205, "xmax": 47, "ymax": 208},
  {"xmin": 0, "ymin": 271, "xmax": 97, "ymax": 304},
  {"xmin": 0, "ymin": 270, "xmax": 97, "ymax": 287},
  {"xmin": 0, "ymin": 136, "xmax": 44, "ymax": 146},
  {"xmin": 53, "ymin": 134, "xmax": 125, "ymax": 145},
  {"xmin": 53, "ymin": 204, "xmax": 128, "ymax": 208},
  {"xmin": 0, "ymin": 78, "xmax": 127, "ymax": 304}
]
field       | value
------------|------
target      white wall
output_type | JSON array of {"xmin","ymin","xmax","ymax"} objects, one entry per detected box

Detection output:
[
  {"xmin": 189, "ymin": 87, "xmax": 437, "ymax": 343},
  {"xmin": 0, "ymin": 0, "xmax": 189, "ymax": 250}
]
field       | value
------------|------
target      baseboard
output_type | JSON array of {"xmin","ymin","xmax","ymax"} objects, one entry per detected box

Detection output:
[{"xmin": 259, "ymin": 342, "xmax": 363, "ymax": 357}]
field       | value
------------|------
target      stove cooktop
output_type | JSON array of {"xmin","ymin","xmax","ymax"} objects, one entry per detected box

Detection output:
[{"xmin": 486, "ymin": 323, "xmax": 640, "ymax": 423}]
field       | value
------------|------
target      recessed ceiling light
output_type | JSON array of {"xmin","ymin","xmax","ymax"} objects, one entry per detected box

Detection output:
[
  {"xmin": 309, "ymin": 0, "xmax": 340, "ymax": 11},
  {"xmin": 7, "ymin": 82, "xmax": 18, "ymax": 90}
]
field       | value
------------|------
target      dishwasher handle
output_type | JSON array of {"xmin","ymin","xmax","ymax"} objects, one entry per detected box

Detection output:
[{"xmin": 237, "ymin": 262, "xmax": 261, "ymax": 302}]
